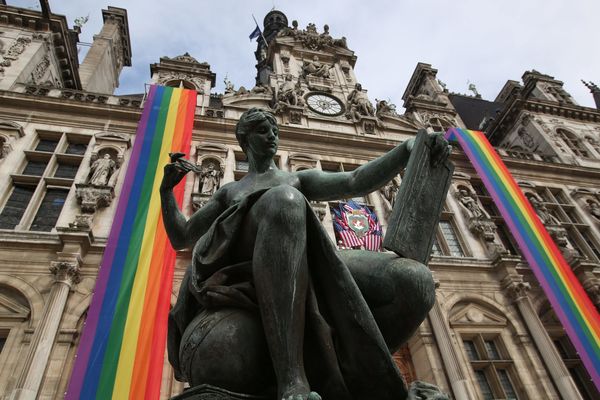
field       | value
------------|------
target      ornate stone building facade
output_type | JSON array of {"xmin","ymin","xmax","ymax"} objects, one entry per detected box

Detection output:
[{"xmin": 0, "ymin": 2, "xmax": 599, "ymax": 400}]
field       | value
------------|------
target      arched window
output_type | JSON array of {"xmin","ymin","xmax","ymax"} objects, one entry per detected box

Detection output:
[{"xmin": 556, "ymin": 129, "xmax": 589, "ymax": 158}]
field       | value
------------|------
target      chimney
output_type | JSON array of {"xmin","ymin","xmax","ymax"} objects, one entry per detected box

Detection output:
[{"xmin": 78, "ymin": 6, "xmax": 131, "ymax": 94}]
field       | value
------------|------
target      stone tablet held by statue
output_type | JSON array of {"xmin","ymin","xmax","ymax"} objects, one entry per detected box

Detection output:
[{"xmin": 383, "ymin": 129, "xmax": 454, "ymax": 264}]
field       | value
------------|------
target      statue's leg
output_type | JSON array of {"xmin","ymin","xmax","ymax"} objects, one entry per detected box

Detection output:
[
  {"xmin": 338, "ymin": 250, "xmax": 436, "ymax": 353},
  {"xmin": 239, "ymin": 186, "xmax": 317, "ymax": 400}
]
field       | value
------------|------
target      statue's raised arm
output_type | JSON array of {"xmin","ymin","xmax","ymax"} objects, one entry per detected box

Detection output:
[{"xmin": 297, "ymin": 132, "xmax": 450, "ymax": 202}]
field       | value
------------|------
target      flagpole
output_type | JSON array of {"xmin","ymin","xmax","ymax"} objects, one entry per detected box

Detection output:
[{"xmin": 252, "ymin": 14, "xmax": 268, "ymax": 48}]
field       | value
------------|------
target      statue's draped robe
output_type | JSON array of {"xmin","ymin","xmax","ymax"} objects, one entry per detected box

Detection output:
[{"xmin": 168, "ymin": 189, "xmax": 407, "ymax": 400}]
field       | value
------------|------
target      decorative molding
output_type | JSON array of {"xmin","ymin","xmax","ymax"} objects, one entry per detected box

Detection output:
[{"xmin": 49, "ymin": 261, "xmax": 81, "ymax": 285}]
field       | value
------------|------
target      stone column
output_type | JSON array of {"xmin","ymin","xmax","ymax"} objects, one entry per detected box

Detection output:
[
  {"xmin": 505, "ymin": 280, "xmax": 583, "ymax": 400},
  {"xmin": 9, "ymin": 261, "xmax": 81, "ymax": 400},
  {"xmin": 428, "ymin": 299, "xmax": 475, "ymax": 400}
]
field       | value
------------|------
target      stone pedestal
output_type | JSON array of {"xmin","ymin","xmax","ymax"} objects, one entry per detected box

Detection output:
[{"xmin": 75, "ymin": 183, "xmax": 114, "ymax": 212}]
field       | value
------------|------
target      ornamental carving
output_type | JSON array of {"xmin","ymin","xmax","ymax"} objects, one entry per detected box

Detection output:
[
  {"xmin": 75, "ymin": 185, "xmax": 114, "ymax": 213},
  {"xmin": 5, "ymin": 37, "xmax": 31, "ymax": 61},
  {"xmin": 345, "ymin": 83, "xmax": 375, "ymax": 121},
  {"xmin": 505, "ymin": 281, "xmax": 531, "ymax": 302},
  {"xmin": 375, "ymin": 99, "xmax": 400, "ymax": 119},
  {"xmin": 49, "ymin": 261, "xmax": 81, "ymax": 285},
  {"xmin": 379, "ymin": 177, "xmax": 400, "ymax": 218},
  {"xmin": 156, "ymin": 71, "xmax": 204, "ymax": 91},
  {"xmin": 278, "ymin": 21, "xmax": 348, "ymax": 50},
  {"xmin": 455, "ymin": 185, "xmax": 507, "ymax": 256},
  {"xmin": 32, "ymin": 55, "xmax": 50, "ymax": 83}
]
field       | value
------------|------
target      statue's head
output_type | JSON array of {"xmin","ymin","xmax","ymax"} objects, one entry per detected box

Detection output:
[
  {"xmin": 236, "ymin": 108, "xmax": 279, "ymax": 156},
  {"xmin": 323, "ymin": 24, "xmax": 329, "ymax": 33},
  {"xmin": 355, "ymin": 83, "xmax": 362, "ymax": 91}
]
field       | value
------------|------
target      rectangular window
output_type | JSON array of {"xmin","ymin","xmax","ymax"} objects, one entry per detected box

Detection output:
[
  {"xmin": 439, "ymin": 221, "xmax": 464, "ymax": 257},
  {"xmin": 35, "ymin": 139, "xmax": 59, "ymax": 152},
  {"xmin": 484, "ymin": 340, "xmax": 501, "ymax": 360},
  {"xmin": 474, "ymin": 370, "xmax": 494, "ymax": 400},
  {"xmin": 0, "ymin": 186, "xmax": 35, "ymax": 229},
  {"xmin": 30, "ymin": 189, "xmax": 68, "ymax": 232},
  {"xmin": 235, "ymin": 160, "xmax": 249, "ymax": 172},
  {"xmin": 54, "ymin": 164, "xmax": 79, "ymax": 179},
  {"xmin": 65, "ymin": 142, "xmax": 87, "ymax": 155},
  {"xmin": 22, "ymin": 161, "xmax": 47, "ymax": 176},
  {"xmin": 498, "ymin": 369, "xmax": 518, "ymax": 399},
  {"xmin": 463, "ymin": 340, "xmax": 479, "ymax": 361}
]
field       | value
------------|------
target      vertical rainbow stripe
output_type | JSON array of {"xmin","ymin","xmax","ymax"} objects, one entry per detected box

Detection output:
[
  {"xmin": 66, "ymin": 85, "xmax": 197, "ymax": 400},
  {"xmin": 446, "ymin": 127, "xmax": 600, "ymax": 390}
]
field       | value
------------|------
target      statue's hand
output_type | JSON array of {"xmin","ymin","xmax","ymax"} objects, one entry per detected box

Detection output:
[
  {"xmin": 161, "ymin": 162, "xmax": 190, "ymax": 192},
  {"xmin": 428, "ymin": 132, "xmax": 452, "ymax": 167},
  {"xmin": 407, "ymin": 381, "xmax": 450, "ymax": 400}
]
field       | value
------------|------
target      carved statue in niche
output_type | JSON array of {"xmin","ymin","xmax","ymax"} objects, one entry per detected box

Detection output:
[
  {"xmin": 379, "ymin": 177, "xmax": 400, "ymax": 216},
  {"xmin": 88, "ymin": 153, "xmax": 117, "ymax": 186},
  {"xmin": 527, "ymin": 194, "xmax": 560, "ymax": 225},
  {"xmin": 587, "ymin": 199, "xmax": 600, "ymax": 221},
  {"xmin": 456, "ymin": 186, "xmax": 506, "ymax": 255},
  {"xmin": 301, "ymin": 55, "xmax": 331, "ymax": 79},
  {"xmin": 346, "ymin": 83, "xmax": 375, "ymax": 120},
  {"xmin": 199, "ymin": 161, "xmax": 223, "ymax": 195},
  {"xmin": 527, "ymin": 193, "xmax": 579, "ymax": 260},
  {"xmin": 457, "ymin": 188, "xmax": 490, "ymax": 220}
]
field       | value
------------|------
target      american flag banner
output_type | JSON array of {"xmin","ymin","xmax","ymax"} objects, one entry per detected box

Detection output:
[{"xmin": 331, "ymin": 200, "xmax": 382, "ymax": 251}]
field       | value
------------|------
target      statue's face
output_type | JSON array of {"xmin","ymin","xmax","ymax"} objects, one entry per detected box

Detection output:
[{"xmin": 246, "ymin": 119, "xmax": 279, "ymax": 159}]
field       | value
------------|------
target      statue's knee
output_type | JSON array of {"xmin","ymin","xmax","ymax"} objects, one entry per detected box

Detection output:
[
  {"xmin": 388, "ymin": 258, "xmax": 435, "ymax": 315},
  {"xmin": 261, "ymin": 186, "xmax": 306, "ymax": 222}
]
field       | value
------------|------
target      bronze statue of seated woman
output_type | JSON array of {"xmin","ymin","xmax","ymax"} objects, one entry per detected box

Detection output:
[{"xmin": 160, "ymin": 108, "xmax": 451, "ymax": 400}]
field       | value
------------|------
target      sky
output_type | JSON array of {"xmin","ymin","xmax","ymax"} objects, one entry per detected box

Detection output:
[{"xmin": 9, "ymin": 0, "xmax": 600, "ymax": 109}]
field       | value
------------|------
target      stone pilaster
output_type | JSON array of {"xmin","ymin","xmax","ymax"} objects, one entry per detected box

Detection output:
[
  {"xmin": 8, "ymin": 261, "xmax": 81, "ymax": 400},
  {"xmin": 428, "ymin": 299, "xmax": 476, "ymax": 400},
  {"xmin": 504, "ymin": 279, "xmax": 583, "ymax": 400}
]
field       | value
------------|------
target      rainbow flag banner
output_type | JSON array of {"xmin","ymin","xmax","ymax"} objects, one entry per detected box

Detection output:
[
  {"xmin": 446, "ymin": 127, "xmax": 600, "ymax": 390},
  {"xmin": 66, "ymin": 85, "xmax": 197, "ymax": 400}
]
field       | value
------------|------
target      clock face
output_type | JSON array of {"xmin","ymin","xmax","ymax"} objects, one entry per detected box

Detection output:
[{"xmin": 306, "ymin": 93, "xmax": 344, "ymax": 116}]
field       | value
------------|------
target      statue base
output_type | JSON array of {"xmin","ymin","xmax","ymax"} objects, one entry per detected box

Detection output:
[{"xmin": 171, "ymin": 384, "xmax": 271, "ymax": 400}]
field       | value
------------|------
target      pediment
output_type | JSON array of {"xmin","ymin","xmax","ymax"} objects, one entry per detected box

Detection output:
[
  {"xmin": 449, "ymin": 302, "xmax": 507, "ymax": 327},
  {"xmin": 0, "ymin": 293, "xmax": 30, "ymax": 320},
  {"xmin": 94, "ymin": 131, "xmax": 131, "ymax": 143},
  {"xmin": 380, "ymin": 115, "xmax": 418, "ymax": 130},
  {"xmin": 0, "ymin": 120, "xmax": 24, "ymax": 138}
]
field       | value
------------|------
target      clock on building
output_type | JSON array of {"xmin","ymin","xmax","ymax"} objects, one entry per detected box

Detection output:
[{"xmin": 305, "ymin": 93, "xmax": 344, "ymax": 116}]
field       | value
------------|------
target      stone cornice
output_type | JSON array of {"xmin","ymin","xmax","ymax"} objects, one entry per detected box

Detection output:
[
  {"xmin": 0, "ymin": 4, "xmax": 82, "ymax": 89},
  {"xmin": 487, "ymin": 97, "xmax": 600, "ymax": 144}
]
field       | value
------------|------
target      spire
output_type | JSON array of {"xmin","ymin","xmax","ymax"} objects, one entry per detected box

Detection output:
[{"xmin": 582, "ymin": 80, "xmax": 600, "ymax": 110}]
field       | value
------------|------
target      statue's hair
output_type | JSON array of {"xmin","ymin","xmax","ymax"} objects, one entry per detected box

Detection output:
[{"xmin": 235, "ymin": 108, "xmax": 278, "ymax": 153}]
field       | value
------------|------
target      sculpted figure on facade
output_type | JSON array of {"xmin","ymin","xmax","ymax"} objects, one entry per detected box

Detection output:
[
  {"xmin": 380, "ymin": 177, "xmax": 400, "ymax": 216},
  {"xmin": 457, "ymin": 188, "xmax": 489, "ymax": 220},
  {"xmin": 161, "ymin": 108, "xmax": 451, "ymax": 400},
  {"xmin": 88, "ymin": 153, "xmax": 117, "ymax": 187},
  {"xmin": 375, "ymin": 99, "xmax": 399, "ymax": 119},
  {"xmin": 588, "ymin": 199, "xmax": 600, "ymax": 221},
  {"xmin": 199, "ymin": 161, "xmax": 223, "ymax": 195},
  {"xmin": 301, "ymin": 55, "xmax": 331, "ymax": 79},
  {"xmin": 528, "ymin": 194, "xmax": 560, "ymax": 225},
  {"xmin": 272, "ymin": 75, "xmax": 304, "ymax": 114},
  {"xmin": 346, "ymin": 83, "xmax": 375, "ymax": 120}
]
